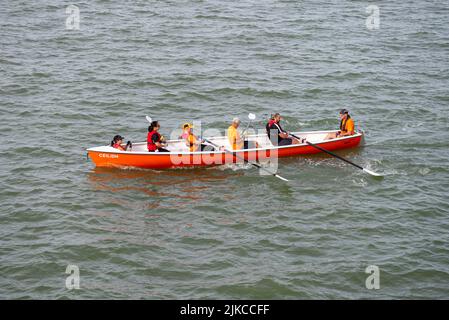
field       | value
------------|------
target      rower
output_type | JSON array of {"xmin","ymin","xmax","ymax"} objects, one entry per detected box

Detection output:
[
  {"xmin": 111, "ymin": 135, "xmax": 132, "ymax": 151},
  {"xmin": 184, "ymin": 124, "xmax": 213, "ymax": 151},
  {"xmin": 325, "ymin": 109, "xmax": 355, "ymax": 140},
  {"xmin": 147, "ymin": 121, "xmax": 169, "ymax": 152},
  {"xmin": 227, "ymin": 118, "xmax": 244, "ymax": 150},
  {"xmin": 266, "ymin": 113, "xmax": 301, "ymax": 146},
  {"xmin": 179, "ymin": 123, "xmax": 190, "ymax": 140},
  {"xmin": 226, "ymin": 117, "xmax": 258, "ymax": 150},
  {"xmin": 186, "ymin": 124, "xmax": 199, "ymax": 151}
]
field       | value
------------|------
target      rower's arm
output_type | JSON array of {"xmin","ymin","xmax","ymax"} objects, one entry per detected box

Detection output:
[{"xmin": 339, "ymin": 130, "xmax": 354, "ymax": 136}]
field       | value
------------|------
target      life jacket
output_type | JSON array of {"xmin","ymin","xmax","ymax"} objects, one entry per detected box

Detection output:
[
  {"xmin": 266, "ymin": 120, "xmax": 286, "ymax": 142},
  {"xmin": 340, "ymin": 116, "xmax": 352, "ymax": 133},
  {"xmin": 186, "ymin": 133, "xmax": 197, "ymax": 152},
  {"xmin": 266, "ymin": 119, "xmax": 277, "ymax": 138},
  {"xmin": 112, "ymin": 143, "xmax": 124, "ymax": 151},
  {"xmin": 147, "ymin": 130, "xmax": 161, "ymax": 151}
]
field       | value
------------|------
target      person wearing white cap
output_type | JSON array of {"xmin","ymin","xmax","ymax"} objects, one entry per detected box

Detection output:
[{"xmin": 227, "ymin": 117, "xmax": 244, "ymax": 150}]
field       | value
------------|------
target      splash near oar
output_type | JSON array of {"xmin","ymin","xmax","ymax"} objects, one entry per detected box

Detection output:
[
  {"xmin": 203, "ymin": 138, "xmax": 289, "ymax": 182},
  {"xmin": 289, "ymin": 133, "xmax": 382, "ymax": 177}
]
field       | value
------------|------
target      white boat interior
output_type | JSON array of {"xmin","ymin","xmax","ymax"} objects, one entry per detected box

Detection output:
[{"xmin": 156, "ymin": 130, "xmax": 336, "ymax": 153}]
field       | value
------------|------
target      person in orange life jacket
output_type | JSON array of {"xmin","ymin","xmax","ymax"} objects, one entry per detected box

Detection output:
[
  {"xmin": 266, "ymin": 113, "xmax": 301, "ymax": 146},
  {"xmin": 325, "ymin": 109, "xmax": 355, "ymax": 140},
  {"xmin": 110, "ymin": 135, "xmax": 132, "ymax": 151},
  {"xmin": 147, "ymin": 121, "xmax": 169, "ymax": 152},
  {"xmin": 184, "ymin": 124, "xmax": 215, "ymax": 152}
]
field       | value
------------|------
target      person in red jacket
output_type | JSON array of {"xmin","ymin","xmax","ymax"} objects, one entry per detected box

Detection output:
[
  {"xmin": 147, "ymin": 121, "xmax": 169, "ymax": 152},
  {"xmin": 266, "ymin": 113, "xmax": 301, "ymax": 146},
  {"xmin": 110, "ymin": 135, "xmax": 132, "ymax": 151}
]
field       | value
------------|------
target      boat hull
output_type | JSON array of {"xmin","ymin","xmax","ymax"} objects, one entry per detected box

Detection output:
[{"xmin": 87, "ymin": 132, "xmax": 363, "ymax": 170}]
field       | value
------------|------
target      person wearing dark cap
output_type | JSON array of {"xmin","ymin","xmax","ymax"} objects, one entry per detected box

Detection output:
[
  {"xmin": 111, "ymin": 135, "xmax": 132, "ymax": 151},
  {"xmin": 325, "ymin": 109, "xmax": 355, "ymax": 140}
]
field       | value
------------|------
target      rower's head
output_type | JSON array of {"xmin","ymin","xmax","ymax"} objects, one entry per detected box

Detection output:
[
  {"xmin": 183, "ymin": 123, "xmax": 194, "ymax": 133},
  {"xmin": 148, "ymin": 120, "xmax": 160, "ymax": 132},
  {"xmin": 273, "ymin": 113, "xmax": 281, "ymax": 123},
  {"xmin": 339, "ymin": 109, "xmax": 349, "ymax": 120},
  {"xmin": 111, "ymin": 135, "xmax": 124, "ymax": 146},
  {"xmin": 232, "ymin": 117, "xmax": 241, "ymax": 128}
]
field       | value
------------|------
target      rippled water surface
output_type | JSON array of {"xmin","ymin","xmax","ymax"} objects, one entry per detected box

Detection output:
[{"xmin": 1, "ymin": 1, "xmax": 449, "ymax": 299}]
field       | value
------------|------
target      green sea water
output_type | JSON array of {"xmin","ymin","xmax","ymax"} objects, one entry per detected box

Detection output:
[{"xmin": 1, "ymin": 0, "xmax": 449, "ymax": 299}]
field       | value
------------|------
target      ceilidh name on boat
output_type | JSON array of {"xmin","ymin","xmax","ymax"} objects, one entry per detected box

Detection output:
[{"xmin": 98, "ymin": 153, "xmax": 119, "ymax": 159}]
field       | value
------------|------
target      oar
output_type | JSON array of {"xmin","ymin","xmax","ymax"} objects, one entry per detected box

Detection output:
[
  {"xmin": 289, "ymin": 133, "xmax": 382, "ymax": 177},
  {"xmin": 241, "ymin": 113, "xmax": 256, "ymax": 138},
  {"xmin": 203, "ymin": 138, "xmax": 289, "ymax": 182}
]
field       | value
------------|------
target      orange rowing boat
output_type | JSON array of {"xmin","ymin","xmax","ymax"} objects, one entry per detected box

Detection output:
[{"xmin": 87, "ymin": 130, "xmax": 363, "ymax": 170}]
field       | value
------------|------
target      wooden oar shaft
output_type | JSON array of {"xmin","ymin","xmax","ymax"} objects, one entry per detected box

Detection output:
[{"xmin": 203, "ymin": 138, "xmax": 288, "ymax": 181}]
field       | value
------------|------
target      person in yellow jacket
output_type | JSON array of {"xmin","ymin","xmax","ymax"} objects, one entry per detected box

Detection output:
[
  {"xmin": 325, "ymin": 109, "xmax": 355, "ymax": 140},
  {"xmin": 227, "ymin": 118, "xmax": 244, "ymax": 150}
]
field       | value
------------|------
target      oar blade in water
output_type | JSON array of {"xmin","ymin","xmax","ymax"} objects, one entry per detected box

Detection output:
[
  {"xmin": 362, "ymin": 168, "xmax": 383, "ymax": 177},
  {"xmin": 275, "ymin": 174, "xmax": 289, "ymax": 182}
]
